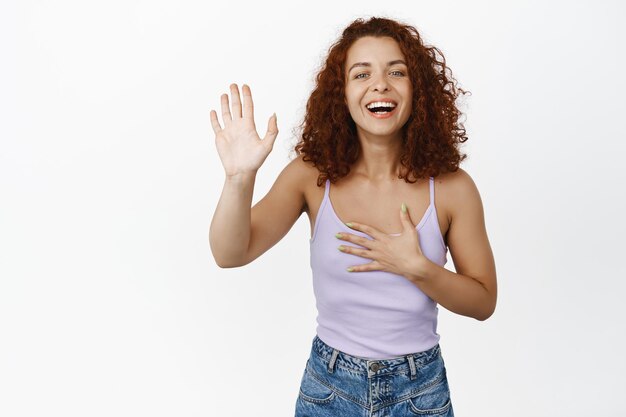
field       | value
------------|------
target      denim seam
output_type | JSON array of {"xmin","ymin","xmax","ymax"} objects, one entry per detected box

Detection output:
[
  {"xmin": 311, "ymin": 349, "xmax": 365, "ymax": 374},
  {"xmin": 306, "ymin": 364, "xmax": 369, "ymax": 408},
  {"xmin": 370, "ymin": 370, "xmax": 447, "ymax": 411},
  {"xmin": 312, "ymin": 340, "xmax": 440, "ymax": 362},
  {"xmin": 408, "ymin": 397, "xmax": 452, "ymax": 414},
  {"xmin": 298, "ymin": 388, "xmax": 335, "ymax": 405},
  {"xmin": 311, "ymin": 347, "xmax": 441, "ymax": 376}
]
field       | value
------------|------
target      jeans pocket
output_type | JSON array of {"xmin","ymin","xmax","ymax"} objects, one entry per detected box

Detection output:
[
  {"xmin": 298, "ymin": 366, "xmax": 337, "ymax": 405},
  {"xmin": 407, "ymin": 367, "xmax": 453, "ymax": 416}
]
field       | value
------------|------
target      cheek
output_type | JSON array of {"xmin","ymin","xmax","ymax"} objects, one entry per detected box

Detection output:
[
  {"xmin": 403, "ymin": 104, "xmax": 413, "ymax": 120},
  {"xmin": 403, "ymin": 89, "xmax": 413, "ymax": 113},
  {"xmin": 400, "ymin": 101, "xmax": 413, "ymax": 122},
  {"xmin": 404, "ymin": 85, "xmax": 413, "ymax": 100},
  {"xmin": 345, "ymin": 95, "xmax": 361, "ymax": 114}
]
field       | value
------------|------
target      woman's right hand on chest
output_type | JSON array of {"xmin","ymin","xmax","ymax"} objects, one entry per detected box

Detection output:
[{"xmin": 210, "ymin": 83, "xmax": 278, "ymax": 177}]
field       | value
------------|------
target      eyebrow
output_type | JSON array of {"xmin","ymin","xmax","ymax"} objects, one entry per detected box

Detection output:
[{"xmin": 347, "ymin": 59, "xmax": 407, "ymax": 73}]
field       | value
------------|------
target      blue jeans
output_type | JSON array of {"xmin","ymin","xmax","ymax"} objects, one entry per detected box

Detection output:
[{"xmin": 294, "ymin": 335, "xmax": 454, "ymax": 416}]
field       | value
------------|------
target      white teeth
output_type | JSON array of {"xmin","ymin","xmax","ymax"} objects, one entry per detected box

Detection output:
[{"xmin": 366, "ymin": 101, "xmax": 397, "ymax": 109}]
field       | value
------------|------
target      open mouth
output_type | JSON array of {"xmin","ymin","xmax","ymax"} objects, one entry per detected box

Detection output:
[{"xmin": 365, "ymin": 101, "xmax": 397, "ymax": 115}]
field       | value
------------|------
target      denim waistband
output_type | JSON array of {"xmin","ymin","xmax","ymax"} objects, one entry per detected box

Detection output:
[{"xmin": 311, "ymin": 335, "xmax": 441, "ymax": 376}]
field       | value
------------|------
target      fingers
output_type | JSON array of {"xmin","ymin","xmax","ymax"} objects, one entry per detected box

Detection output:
[
  {"xmin": 209, "ymin": 109, "xmax": 222, "ymax": 134},
  {"xmin": 229, "ymin": 83, "xmax": 243, "ymax": 119},
  {"xmin": 214, "ymin": 82, "xmax": 264, "ymax": 134},
  {"xmin": 218, "ymin": 83, "xmax": 246, "ymax": 127},
  {"xmin": 242, "ymin": 84, "xmax": 254, "ymax": 121},
  {"xmin": 263, "ymin": 113, "xmax": 279, "ymax": 149},
  {"xmin": 220, "ymin": 93, "xmax": 232, "ymax": 126},
  {"xmin": 400, "ymin": 202, "xmax": 415, "ymax": 228},
  {"xmin": 345, "ymin": 222, "xmax": 382, "ymax": 241}
]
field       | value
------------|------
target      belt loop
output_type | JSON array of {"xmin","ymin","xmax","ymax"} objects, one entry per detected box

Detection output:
[
  {"xmin": 327, "ymin": 349, "xmax": 339, "ymax": 373},
  {"xmin": 406, "ymin": 354, "xmax": 417, "ymax": 380}
]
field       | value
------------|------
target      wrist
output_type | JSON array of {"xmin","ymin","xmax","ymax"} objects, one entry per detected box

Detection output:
[
  {"xmin": 225, "ymin": 170, "xmax": 257, "ymax": 182},
  {"xmin": 404, "ymin": 256, "xmax": 433, "ymax": 283}
]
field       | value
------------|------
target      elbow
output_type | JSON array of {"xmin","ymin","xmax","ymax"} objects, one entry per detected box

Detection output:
[
  {"xmin": 475, "ymin": 310, "xmax": 494, "ymax": 321},
  {"xmin": 209, "ymin": 240, "xmax": 246, "ymax": 268},
  {"xmin": 476, "ymin": 301, "xmax": 497, "ymax": 321},
  {"xmin": 216, "ymin": 261, "xmax": 245, "ymax": 269},
  {"xmin": 215, "ymin": 260, "xmax": 234, "ymax": 269},
  {"xmin": 474, "ymin": 283, "xmax": 497, "ymax": 321},
  {"xmin": 213, "ymin": 253, "xmax": 250, "ymax": 268},
  {"xmin": 213, "ymin": 256, "xmax": 245, "ymax": 269}
]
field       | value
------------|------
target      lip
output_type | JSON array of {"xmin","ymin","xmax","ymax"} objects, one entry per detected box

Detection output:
[
  {"xmin": 365, "ymin": 98, "xmax": 398, "ymax": 107},
  {"xmin": 367, "ymin": 106, "xmax": 397, "ymax": 119},
  {"xmin": 365, "ymin": 99, "xmax": 398, "ymax": 119}
]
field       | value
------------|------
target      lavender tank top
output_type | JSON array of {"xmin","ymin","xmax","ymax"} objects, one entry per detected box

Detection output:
[{"xmin": 309, "ymin": 177, "xmax": 448, "ymax": 359}]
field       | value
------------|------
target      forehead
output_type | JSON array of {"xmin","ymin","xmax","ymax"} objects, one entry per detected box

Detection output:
[{"xmin": 345, "ymin": 36, "xmax": 405, "ymax": 66}]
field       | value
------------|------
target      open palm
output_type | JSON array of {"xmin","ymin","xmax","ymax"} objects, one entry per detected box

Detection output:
[{"xmin": 210, "ymin": 83, "xmax": 278, "ymax": 177}]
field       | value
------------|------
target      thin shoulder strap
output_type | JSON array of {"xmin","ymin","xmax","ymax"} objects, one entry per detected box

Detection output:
[
  {"xmin": 429, "ymin": 177, "xmax": 435, "ymax": 206},
  {"xmin": 310, "ymin": 179, "xmax": 331, "ymax": 242}
]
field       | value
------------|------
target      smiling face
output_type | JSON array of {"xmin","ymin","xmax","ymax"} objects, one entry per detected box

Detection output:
[{"xmin": 344, "ymin": 36, "xmax": 413, "ymax": 141}]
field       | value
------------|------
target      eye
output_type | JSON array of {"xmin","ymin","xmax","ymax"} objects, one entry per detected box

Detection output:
[
  {"xmin": 391, "ymin": 70, "xmax": 405, "ymax": 76},
  {"xmin": 355, "ymin": 73, "xmax": 368, "ymax": 79}
]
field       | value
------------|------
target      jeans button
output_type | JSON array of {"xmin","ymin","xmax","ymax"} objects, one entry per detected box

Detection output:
[{"xmin": 369, "ymin": 362, "xmax": 380, "ymax": 372}]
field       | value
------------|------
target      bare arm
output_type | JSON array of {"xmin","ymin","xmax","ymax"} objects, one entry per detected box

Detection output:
[
  {"xmin": 207, "ymin": 83, "xmax": 278, "ymax": 267},
  {"xmin": 209, "ymin": 155, "xmax": 308, "ymax": 268},
  {"xmin": 208, "ymin": 83, "xmax": 310, "ymax": 268},
  {"xmin": 209, "ymin": 171, "xmax": 257, "ymax": 268},
  {"xmin": 405, "ymin": 169, "xmax": 498, "ymax": 321}
]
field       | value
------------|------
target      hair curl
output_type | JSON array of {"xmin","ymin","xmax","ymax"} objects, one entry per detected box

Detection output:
[{"xmin": 291, "ymin": 16, "xmax": 470, "ymax": 185}]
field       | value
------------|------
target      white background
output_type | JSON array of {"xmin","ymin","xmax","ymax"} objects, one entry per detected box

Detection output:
[{"xmin": 2, "ymin": 0, "xmax": 625, "ymax": 416}]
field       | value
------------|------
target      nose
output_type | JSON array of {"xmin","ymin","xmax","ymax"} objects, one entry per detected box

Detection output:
[{"xmin": 370, "ymin": 73, "xmax": 390, "ymax": 92}]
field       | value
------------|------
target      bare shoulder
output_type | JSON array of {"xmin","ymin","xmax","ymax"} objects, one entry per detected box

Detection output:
[
  {"xmin": 286, "ymin": 154, "xmax": 322, "ymax": 208},
  {"xmin": 288, "ymin": 153, "xmax": 319, "ymax": 176},
  {"xmin": 434, "ymin": 167, "xmax": 483, "ymax": 224},
  {"xmin": 435, "ymin": 167, "xmax": 478, "ymax": 192},
  {"xmin": 279, "ymin": 153, "xmax": 315, "ymax": 188}
]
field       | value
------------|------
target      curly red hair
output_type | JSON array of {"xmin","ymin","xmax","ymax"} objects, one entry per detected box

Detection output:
[{"xmin": 291, "ymin": 16, "xmax": 470, "ymax": 185}]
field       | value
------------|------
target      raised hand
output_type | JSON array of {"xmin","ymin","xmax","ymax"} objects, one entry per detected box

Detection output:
[{"xmin": 210, "ymin": 83, "xmax": 278, "ymax": 177}]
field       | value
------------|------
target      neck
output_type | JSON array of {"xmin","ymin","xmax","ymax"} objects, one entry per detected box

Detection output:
[{"xmin": 351, "ymin": 129, "xmax": 406, "ymax": 181}]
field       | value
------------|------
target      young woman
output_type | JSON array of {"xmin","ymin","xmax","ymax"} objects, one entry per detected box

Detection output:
[{"xmin": 209, "ymin": 16, "xmax": 497, "ymax": 417}]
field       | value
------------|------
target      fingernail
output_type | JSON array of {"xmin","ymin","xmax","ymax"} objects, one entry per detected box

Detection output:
[
  {"xmin": 346, "ymin": 267, "xmax": 354, "ymax": 272},
  {"xmin": 335, "ymin": 233, "xmax": 342, "ymax": 239},
  {"xmin": 345, "ymin": 222, "xmax": 353, "ymax": 228},
  {"xmin": 401, "ymin": 202, "xmax": 407, "ymax": 213}
]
